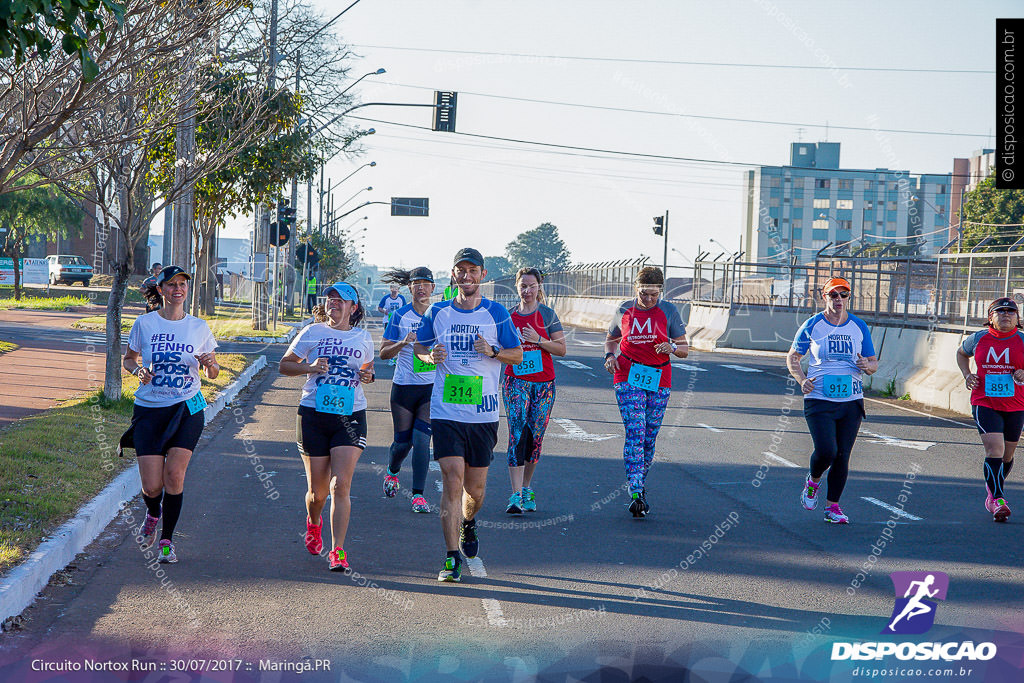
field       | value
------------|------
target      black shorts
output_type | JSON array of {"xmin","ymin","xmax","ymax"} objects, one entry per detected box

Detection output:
[
  {"xmin": 297, "ymin": 405, "xmax": 368, "ymax": 457},
  {"xmin": 972, "ymin": 405, "xmax": 1024, "ymax": 441},
  {"xmin": 126, "ymin": 402, "xmax": 205, "ymax": 456},
  {"xmin": 390, "ymin": 383, "xmax": 433, "ymax": 415},
  {"xmin": 432, "ymin": 419, "xmax": 498, "ymax": 468}
]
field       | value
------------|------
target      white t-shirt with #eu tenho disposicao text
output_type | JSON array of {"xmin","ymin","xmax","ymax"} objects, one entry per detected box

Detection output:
[{"xmin": 127, "ymin": 312, "xmax": 218, "ymax": 408}]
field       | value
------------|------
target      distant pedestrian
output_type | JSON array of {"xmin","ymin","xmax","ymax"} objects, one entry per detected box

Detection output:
[{"xmin": 142, "ymin": 263, "xmax": 162, "ymax": 313}]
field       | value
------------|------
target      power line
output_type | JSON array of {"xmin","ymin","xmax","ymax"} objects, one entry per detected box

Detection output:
[
  {"xmin": 380, "ymin": 82, "xmax": 990, "ymax": 138},
  {"xmin": 352, "ymin": 44, "xmax": 992, "ymax": 74},
  {"xmin": 350, "ymin": 116, "xmax": 974, "ymax": 178}
]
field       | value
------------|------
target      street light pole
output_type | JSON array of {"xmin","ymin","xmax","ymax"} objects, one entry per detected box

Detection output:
[{"xmin": 662, "ymin": 209, "xmax": 669, "ymax": 280}]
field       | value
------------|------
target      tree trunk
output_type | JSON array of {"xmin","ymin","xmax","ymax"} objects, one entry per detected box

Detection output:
[
  {"xmin": 11, "ymin": 238, "xmax": 21, "ymax": 300},
  {"xmin": 104, "ymin": 181, "xmax": 134, "ymax": 402}
]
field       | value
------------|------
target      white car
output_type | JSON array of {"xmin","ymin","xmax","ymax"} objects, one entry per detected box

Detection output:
[{"xmin": 47, "ymin": 254, "xmax": 93, "ymax": 286}]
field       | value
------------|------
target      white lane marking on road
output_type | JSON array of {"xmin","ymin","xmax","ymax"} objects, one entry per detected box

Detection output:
[
  {"xmin": 556, "ymin": 360, "xmax": 591, "ymax": 370},
  {"xmin": 861, "ymin": 497, "xmax": 923, "ymax": 520},
  {"xmin": 672, "ymin": 362, "xmax": 707, "ymax": 372},
  {"xmin": 464, "ymin": 557, "xmax": 508, "ymax": 626},
  {"xmin": 859, "ymin": 429, "xmax": 935, "ymax": 451},
  {"xmin": 761, "ymin": 452, "xmax": 800, "ymax": 468},
  {"xmin": 721, "ymin": 364, "xmax": 762, "ymax": 373},
  {"xmin": 572, "ymin": 339, "xmax": 604, "ymax": 347},
  {"xmin": 548, "ymin": 418, "xmax": 617, "ymax": 442},
  {"xmin": 697, "ymin": 423, "xmax": 722, "ymax": 433},
  {"xmin": 69, "ymin": 335, "xmax": 106, "ymax": 345},
  {"xmin": 429, "ymin": 461, "xmax": 440, "ymax": 472},
  {"xmin": 862, "ymin": 397, "xmax": 973, "ymax": 428}
]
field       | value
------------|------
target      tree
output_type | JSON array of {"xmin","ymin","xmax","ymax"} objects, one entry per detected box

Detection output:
[
  {"xmin": 482, "ymin": 255, "xmax": 513, "ymax": 281},
  {"xmin": 301, "ymin": 231, "xmax": 356, "ymax": 283},
  {"xmin": 959, "ymin": 170, "xmax": 1024, "ymax": 249},
  {"xmin": 505, "ymin": 223, "xmax": 572, "ymax": 274},
  {"xmin": 0, "ymin": 0, "xmax": 125, "ymax": 81},
  {"xmin": 0, "ymin": 177, "xmax": 83, "ymax": 298}
]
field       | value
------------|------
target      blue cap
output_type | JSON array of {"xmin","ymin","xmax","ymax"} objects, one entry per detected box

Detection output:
[{"xmin": 324, "ymin": 282, "xmax": 360, "ymax": 302}]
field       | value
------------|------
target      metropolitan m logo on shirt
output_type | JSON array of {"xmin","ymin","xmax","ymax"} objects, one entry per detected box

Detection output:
[
  {"xmin": 631, "ymin": 318, "xmax": 652, "ymax": 335},
  {"xmin": 986, "ymin": 346, "xmax": 1011, "ymax": 365}
]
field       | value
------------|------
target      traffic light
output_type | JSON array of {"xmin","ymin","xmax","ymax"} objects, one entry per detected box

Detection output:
[
  {"xmin": 433, "ymin": 91, "xmax": 457, "ymax": 132},
  {"xmin": 296, "ymin": 243, "xmax": 319, "ymax": 267},
  {"xmin": 652, "ymin": 216, "xmax": 664, "ymax": 236},
  {"xmin": 277, "ymin": 199, "xmax": 296, "ymax": 229}
]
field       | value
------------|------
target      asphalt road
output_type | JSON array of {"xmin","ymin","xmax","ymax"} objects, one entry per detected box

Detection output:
[{"xmin": 1, "ymin": 324, "xmax": 1022, "ymax": 682}]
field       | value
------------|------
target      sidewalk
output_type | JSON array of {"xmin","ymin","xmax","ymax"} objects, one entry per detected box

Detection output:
[{"xmin": 0, "ymin": 310, "xmax": 106, "ymax": 427}]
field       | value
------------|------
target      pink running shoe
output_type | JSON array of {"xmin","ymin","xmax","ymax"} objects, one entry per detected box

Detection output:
[
  {"xmin": 985, "ymin": 484, "xmax": 997, "ymax": 514},
  {"xmin": 824, "ymin": 503, "xmax": 849, "ymax": 524},
  {"xmin": 411, "ymin": 495, "xmax": 430, "ymax": 513},
  {"xmin": 305, "ymin": 516, "xmax": 323, "ymax": 555},
  {"xmin": 383, "ymin": 473, "xmax": 400, "ymax": 498},
  {"xmin": 138, "ymin": 514, "xmax": 160, "ymax": 549},
  {"xmin": 801, "ymin": 475, "xmax": 820, "ymax": 511},
  {"xmin": 328, "ymin": 547, "xmax": 350, "ymax": 572},
  {"xmin": 992, "ymin": 498, "xmax": 1011, "ymax": 523}
]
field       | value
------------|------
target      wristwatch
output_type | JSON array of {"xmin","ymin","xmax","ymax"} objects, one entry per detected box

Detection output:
[{"xmin": 489, "ymin": 345, "xmax": 500, "ymax": 358}]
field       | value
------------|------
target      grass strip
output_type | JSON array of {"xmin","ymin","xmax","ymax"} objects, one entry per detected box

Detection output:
[
  {"xmin": 0, "ymin": 353, "xmax": 252, "ymax": 574},
  {"xmin": 0, "ymin": 295, "xmax": 91, "ymax": 310}
]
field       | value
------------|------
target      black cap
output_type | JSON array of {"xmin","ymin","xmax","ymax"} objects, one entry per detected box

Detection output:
[
  {"xmin": 156, "ymin": 265, "xmax": 191, "ymax": 286},
  {"xmin": 409, "ymin": 266, "xmax": 434, "ymax": 283},
  {"xmin": 453, "ymin": 247, "xmax": 484, "ymax": 268},
  {"xmin": 989, "ymin": 297, "xmax": 1020, "ymax": 314}
]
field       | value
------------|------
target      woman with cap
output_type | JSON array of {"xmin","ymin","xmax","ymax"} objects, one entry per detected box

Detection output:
[
  {"xmin": 956, "ymin": 296, "xmax": 1024, "ymax": 522},
  {"xmin": 279, "ymin": 281, "xmax": 375, "ymax": 572},
  {"xmin": 502, "ymin": 267, "xmax": 566, "ymax": 514},
  {"xmin": 122, "ymin": 265, "xmax": 219, "ymax": 564},
  {"xmin": 787, "ymin": 277, "xmax": 878, "ymax": 524},
  {"xmin": 379, "ymin": 267, "xmax": 436, "ymax": 513},
  {"xmin": 604, "ymin": 266, "xmax": 687, "ymax": 518}
]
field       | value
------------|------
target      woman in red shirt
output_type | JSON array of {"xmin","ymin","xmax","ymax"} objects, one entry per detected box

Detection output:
[
  {"xmin": 956, "ymin": 297, "xmax": 1024, "ymax": 522},
  {"xmin": 604, "ymin": 266, "xmax": 687, "ymax": 517},
  {"xmin": 501, "ymin": 267, "xmax": 566, "ymax": 514}
]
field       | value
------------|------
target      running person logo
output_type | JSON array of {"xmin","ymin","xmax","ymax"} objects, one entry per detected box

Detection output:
[{"xmin": 882, "ymin": 571, "xmax": 949, "ymax": 635}]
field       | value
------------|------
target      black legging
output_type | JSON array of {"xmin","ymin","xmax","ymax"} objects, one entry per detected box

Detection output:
[
  {"xmin": 805, "ymin": 398, "xmax": 864, "ymax": 502},
  {"xmin": 388, "ymin": 384, "xmax": 432, "ymax": 494}
]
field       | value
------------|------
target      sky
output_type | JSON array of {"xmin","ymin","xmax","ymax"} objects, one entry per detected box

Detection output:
[{"xmin": 195, "ymin": 0, "xmax": 1003, "ymax": 276}]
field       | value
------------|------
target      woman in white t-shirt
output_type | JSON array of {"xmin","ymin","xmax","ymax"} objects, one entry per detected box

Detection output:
[
  {"xmin": 121, "ymin": 266, "xmax": 219, "ymax": 565},
  {"xmin": 280, "ymin": 282, "xmax": 375, "ymax": 573}
]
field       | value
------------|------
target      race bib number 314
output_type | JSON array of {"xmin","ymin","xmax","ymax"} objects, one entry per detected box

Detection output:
[{"xmin": 443, "ymin": 374, "xmax": 483, "ymax": 404}]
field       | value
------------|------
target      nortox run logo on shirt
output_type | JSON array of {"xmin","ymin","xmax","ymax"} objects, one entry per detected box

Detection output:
[
  {"xmin": 827, "ymin": 334, "xmax": 855, "ymax": 359},
  {"xmin": 149, "ymin": 333, "xmax": 195, "ymax": 389},
  {"xmin": 448, "ymin": 323, "xmax": 482, "ymax": 366}
]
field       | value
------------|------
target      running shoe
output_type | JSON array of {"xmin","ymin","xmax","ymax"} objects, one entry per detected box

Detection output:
[
  {"xmin": 628, "ymin": 492, "xmax": 644, "ymax": 518},
  {"xmin": 411, "ymin": 495, "xmax": 430, "ymax": 513},
  {"xmin": 985, "ymin": 483, "xmax": 997, "ymax": 514},
  {"xmin": 460, "ymin": 520, "xmax": 479, "ymax": 558},
  {"xmin": 505, "ymin": 491, "xmax": 523, "ymax": 515},
  {"xmin": 157, "ymin": 539, "xmax": 178, "ymax": 563},
  {"xmin": 383, "ymin": 473, "xmax": 400, "ymax": 498},
  {"xmin": 305, "ymin": 516, "xmax": 323, "ymax": 555},
  {"xmin": 521, "ymin": 487, "xmax": 536, "ymax": 512},
  {"xmin": 438, "ymin": 555, "xmax": 462, "ymax": 582},
  {"xmin": 638, "ymin": 489, "xmax": 650, "ymax": 517},
  {"xmin": 137, "ymin": 513, "xmax": 160, "ymax": 549},
  {"xmin": 801, "ymin": 475, "xmax": 820, "ymax": 511},
  {"xmin": 328, "ymin": 547, "xmax": 350, "ymax": 572},
  {"xmin": 823, "ymin": 503, "xmax": 849, "ymax": 524},
  {"xmin": 992, "ymin": 498, "xmax": 1012, "ymax": 523}
]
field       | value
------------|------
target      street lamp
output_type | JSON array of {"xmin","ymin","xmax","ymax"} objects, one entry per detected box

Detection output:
[{"xmin": 337, "ymin": 186, "xmax": 372, "ymax": 212}]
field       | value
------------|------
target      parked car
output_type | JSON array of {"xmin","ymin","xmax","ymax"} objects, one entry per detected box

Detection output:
[{"xmin": 46, "ymin": 254, "xmax": 93, "ymax": 286}]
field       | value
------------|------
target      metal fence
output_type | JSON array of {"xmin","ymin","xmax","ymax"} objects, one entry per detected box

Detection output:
[
  {"xmin": 691, "ymin": 251, "xmax": 1024, "ymax": 331},
  {"xmin": 483, "ymin": 257, "xmax": 659, "ymax": 307}
]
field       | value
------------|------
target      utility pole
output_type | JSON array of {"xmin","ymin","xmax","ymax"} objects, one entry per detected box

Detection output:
[
  {"xmin": 251, "ymin": 0, "xmax": 278, "ymax": 330},
  {"xmin": 663, "ymin": 209, "xmax": 669, "ymax": 278},
  {"xmin": 161, "ymin": 204, "xmax": 173, "ymax": 267},
  {"xmin": 286, "ymin": 59, "xmax": 300, "ymax": 316},
  {"xmin": 171, "ymin": 3, "xmax": 197, "ymax": 277}
]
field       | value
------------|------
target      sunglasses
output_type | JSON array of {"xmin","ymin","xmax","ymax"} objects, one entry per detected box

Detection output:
[{"xmin": 826, "ymin": 291, "xmax": 851, "ymax": 299}]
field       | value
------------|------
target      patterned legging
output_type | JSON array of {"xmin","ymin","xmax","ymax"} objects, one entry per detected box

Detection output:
[
  {"xmin": 614, "ymin": 383, "xmax": 671, "ymax": 494},
  {"xmin": 501, "ymin": 375, "xmax": 556, "ymax": 467}
]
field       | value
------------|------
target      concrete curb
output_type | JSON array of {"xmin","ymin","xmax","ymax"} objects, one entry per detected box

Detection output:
[
  {"xmin": 221, "ymin": 317, "xmax": 311, "ymax": 344},
  {"xmin": 0, "ymin": 354, "xmax": 268, "ymax": 627}
]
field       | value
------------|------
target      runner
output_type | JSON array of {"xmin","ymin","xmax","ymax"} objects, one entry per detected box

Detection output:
[
  {"xmin": 380, "ymin": 267, "xmax": 436, "ymax": 513},
  {"xmin": 414, "ymin": 248, "xmax": 522, "ymax": 582},
  {"xmin": 956, "ymin": 296, "xmax": 1024, "ymax": 523},
  {"xmin": 442, "ymin": 276, "xmax": 457, "ymax": 302},
  {"xmin": 120, "ymin": 265, "xmax": 219, "ymax": 564},
  {"xmin": 141, "ymin": 263, "xmax": 162, "ymax": 313},
  {"xmin": 306, "ymin": 272, "xmax": 318, "ymax": 315},
  {"xmin": 603, "ymin": 266, "xmax": 687, "ymax": 518},
  {"xmin": 787, "ymin": 277, "xmax": 878, "ymax": 524},
  {"xmin": 502, "ymin": 267, "xmax": 565, "ymax": 514},
  {"xmin": 279, "ymin": 281, "xmax": 375, "ymax": 571},
  {"xmin": 377, "ymin": 284, "xmax": 406, "ymax": 324}
]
